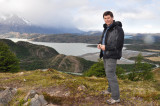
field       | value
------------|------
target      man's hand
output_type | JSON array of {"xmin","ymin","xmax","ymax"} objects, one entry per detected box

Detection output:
[
  {"xmin": 100, "ymin": 45, "xmax": 105, "ymax": 51},
  {"xmin": 97, "ymin": 44, "xmax": 102, "ymax": 49}
]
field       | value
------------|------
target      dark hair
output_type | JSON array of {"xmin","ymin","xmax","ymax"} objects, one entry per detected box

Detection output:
[{"xmin": 103, "ymin": 11, "xmax": 114, "ymax": 18}]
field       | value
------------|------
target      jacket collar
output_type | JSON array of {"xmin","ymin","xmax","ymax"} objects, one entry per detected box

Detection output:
[
  {"xmin": 103, "ymin": 20, "xmax": 116, "ymax": 29},
  {"xmin": 103, "ymin": 20, "xmax": 123, "ymax": 29}
]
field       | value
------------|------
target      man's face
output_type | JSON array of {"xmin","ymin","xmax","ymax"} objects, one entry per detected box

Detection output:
[{"xmin": 103, "ymin": 15, "xmax": 113, "ymax": 26}]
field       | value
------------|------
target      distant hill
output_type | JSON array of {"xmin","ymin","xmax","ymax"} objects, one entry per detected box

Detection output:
[
  {"xmin": 30, "ymin": 34, "xmax": 101, "ymax": 44},
  {"xmin": 28, "ymin": 33, "xmax": 160, "ymax": 44},
  {"xmin": 79, "ymin": 31, "xmax": 102, "ymax": 36},
  {"xmin": 0, "ymin": 39, "xmax": 95, "ymax": 72},
  {"xmin": 0, "ymin": 14, "xmax": 83, "ymax": 34}
]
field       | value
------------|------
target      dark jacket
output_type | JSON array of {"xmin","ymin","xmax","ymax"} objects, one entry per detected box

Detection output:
[{"xmin": 99, "ymin": 20, "xmax": 124, "ymax": 59}]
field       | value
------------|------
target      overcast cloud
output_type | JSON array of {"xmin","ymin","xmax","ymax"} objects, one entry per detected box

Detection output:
[{"xmin": 0, "ymin": 0, "xmax": 160, "ymax": 33}]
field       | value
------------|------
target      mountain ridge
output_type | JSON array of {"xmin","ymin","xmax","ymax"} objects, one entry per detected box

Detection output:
[
  {"xmin": 0, "ymin": 39, "xmax": 95, "ymax": 72},
  {"xmin": 0, "ymin": 14, "xmax": 83, "ymax": 34}
]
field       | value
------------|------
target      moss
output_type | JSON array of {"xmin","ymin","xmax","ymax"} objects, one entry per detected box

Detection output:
[
  {"xmin": 9, "ymin": 89, "xmax": 26, "ymax": 105},
  {"xmin": 18, "ymin": 99, "xmax": 25, "ymax": 106}
]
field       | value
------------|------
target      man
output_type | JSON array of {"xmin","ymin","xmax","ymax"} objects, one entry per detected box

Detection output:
[{"xmin": 97, "ymin": 11, "xmax": 124, "ymax": 104}]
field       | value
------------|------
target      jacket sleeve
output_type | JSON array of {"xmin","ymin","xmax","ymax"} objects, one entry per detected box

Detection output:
[
  {"xmin": 105, "ymin": 27, "xmax": 124, "ymax": 51},
  {"xmin": 98, "ymin": 29, "xmax": 105, "ymax": 44}
]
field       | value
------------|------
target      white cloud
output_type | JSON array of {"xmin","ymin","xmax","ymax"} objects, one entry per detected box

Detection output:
[
  {"xmin": 144, "ymin": 25, "xmax": 152, "ymax": 29},
  {"xmin": 0, "ymin": 0, "xmax": 160, "ymax": 33},
  {"xmin": 0, "ymin": 0, "xmax": 89, "ymax": 28}
]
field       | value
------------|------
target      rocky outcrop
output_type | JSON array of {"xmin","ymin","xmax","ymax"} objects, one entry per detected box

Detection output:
[
  {"xmin": 0, "ymin": 88, "xmax": 17, "ymax": 105},
  {"xmin": 24, "ymin": 94, "xmax": 48, "ymax": 106},
  {"xmin": 24, "ymin": 90, "xmax": 38, "ymax": 102},
  {"xmin": 30, "ymin": 94, "xmax": 48, "ymax": 106},
  {"xmin": 11, "ymin": 90, "xmax": 48, "ymax": 106}
]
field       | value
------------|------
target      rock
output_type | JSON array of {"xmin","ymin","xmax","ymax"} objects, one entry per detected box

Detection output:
[
  {"xmin": 19, "ymin": 72, "xmax": 24, "ymax": 75},
  {"xmin": 23, "ymin": 101, "xmax": 29, "ymax": 106},
  {"xmin": 41, "ymin": 69, "xmax": 48, "ymax": 72},
  {"xmin": 30, "ymin": 94, "xmax": 48, "ymax": 106},
  {"xmin": 55, "ymin": 91, "xmax": 61, "ymax": 94},
  {"xmin": 30, "ymin": 96, "xmax": 41, "ymax": 106},
  {"xmin": 38, "ymin": 95, "xmax": 48, "ymax": 105},
  {"xmin": 85, "ymin": 97, "xmax": 91, "ymax": 100},
  {"xmin": 13, "ymin": 101, "xmax": 20, "ymax": 106},
  {"xmin": 0, "ymin": 88, "xmax": 17, "ymax": 105},
  {"xmin": 24, "ymin": 90, "xmax": 38, "ymax": 102},
  {"xmin": 77, "ymin": 85, "xmax": 87, "ymax": 91},
  {"xmin": 46, "ymin": 104, "xmax": 60, "ymax": 106},
  {"xmin": 23, "ymin": 90, "xmax": 48, "ymax": 106},
  {"xmin": 63, "ymin": 91, "xmax": 70, "ymax": 97}
]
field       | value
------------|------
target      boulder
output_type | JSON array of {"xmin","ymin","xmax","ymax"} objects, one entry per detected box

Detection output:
[
  {"xmin": 30, "ymin": 94, "xmax": 48, "ymax": 106},
  {"xmin": 0, "ymin": 88, "xmax": 17, "ymax": 105},
  {"xmin": 77, "ymin": 85, "xmax": 87, "ymax": 91},
  {"xmin": 24, "ymin": 90, "xmax": 37, "ymax": 102}
]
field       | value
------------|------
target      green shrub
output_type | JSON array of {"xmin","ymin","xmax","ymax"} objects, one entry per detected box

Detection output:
[
  {"xmin": 83, "ymin": 59, "xmax": 127, "ymax": 79},
  {"xmin": 0, "ymin": 41, "xmax": 20, "ymax": 72},
  {"xmin": 116, "ymin": 67, "xmax": 127, "ymax": 79},
  {"xmin": 128, "ymin": 53, "xmax": 153, "ymax": 81},
  {"xmin": 84, "ymin": 53, "xmax": 153, "ymax": 82},
  {"xmin": 83, "ymin": 59, "xmax": 105, "ymax": 77}
]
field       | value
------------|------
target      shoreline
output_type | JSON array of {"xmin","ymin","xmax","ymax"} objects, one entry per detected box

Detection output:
[
  {"xmin": 78, "ymin": 49, "xmax": 157, "ymax": 64},
  {"xmin": 2, "ymin": 38, "xmax": 158, "ymax": 65}
]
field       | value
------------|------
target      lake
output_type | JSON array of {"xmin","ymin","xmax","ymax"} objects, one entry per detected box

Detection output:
[
  {"xmin": 6, "ymin": 38, "xmax": 100, "ymax": 56},
  {"xmin": 6, "ymin": 35, "xmax": 132, "ymax": 56}
]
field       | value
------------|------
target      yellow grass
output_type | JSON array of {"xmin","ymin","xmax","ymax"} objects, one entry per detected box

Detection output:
[
  {"xmin": 145, "ymin": 57, "xmax": 160, "ymax": 61},
  {"xmin": 145, "ymin": 49, "xmax": 160, "ymax": 52}
]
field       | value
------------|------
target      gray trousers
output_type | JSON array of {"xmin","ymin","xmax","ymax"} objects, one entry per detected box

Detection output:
[{"xmin": 103, "ymin": 58, "xmax": 120, "ymax": 100}]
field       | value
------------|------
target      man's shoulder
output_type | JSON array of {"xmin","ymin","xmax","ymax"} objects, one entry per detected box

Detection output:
[
  {"xmin": 115, "ymin": 25, "xmax": 123, "ymax": 29},
  {"xmin": 115, "ymin": 25, "xmax": 124, "ymax": 32}
]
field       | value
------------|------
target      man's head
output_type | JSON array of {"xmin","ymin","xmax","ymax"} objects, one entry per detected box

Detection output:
[{"xmin": 103, "ymin": 11, "xmax": 114, "ymax": 26}]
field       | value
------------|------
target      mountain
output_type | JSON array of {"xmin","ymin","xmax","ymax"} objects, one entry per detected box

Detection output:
[
  {"xmin": 80, "ymin": 31, "xmax": 102, "ymax": 36},
  {"xmin": 30, "ymin": 34, "xmax": 101, "ymax": 44},
  {"xmin": 0, "ymin": 39, "xmax": 95, "ymax": 72},
  {"xmin": 0, "ymin": 14, "xmax": 83, "ymax": 34}
]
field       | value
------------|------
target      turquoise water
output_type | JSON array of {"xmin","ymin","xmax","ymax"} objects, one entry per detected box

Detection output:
[{"xmin": 125, "ymin": 35, "xmax": 133, "ymax": 39}]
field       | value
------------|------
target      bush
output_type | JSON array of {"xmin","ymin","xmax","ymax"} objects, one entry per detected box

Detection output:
[
  {"xmin": 0, "ymin": 41, "xmax": 20, "ymax": 72},
  {"xmin": 116, "ymin": 67, "xmax": 127, "ymax": 79},
  {"xmin": 128, "ymin": 53, "xmax": 153, "ymax": 81},
  {"xmin": 83, "ymin": 59, "xmax": 105, "ymax": 77},
  {"xmin": 83, "ymin": 59, "xmax": 127, "ymax": 79},
  {"xmin": 84, "ymin": 53, "xmax": 153, "ymax": 82}
]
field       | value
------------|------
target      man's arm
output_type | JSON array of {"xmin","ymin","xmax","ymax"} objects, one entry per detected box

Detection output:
[
  {"xmin": 97, "ymin": 29, "xmax": 105, "ymax": 49},
  {"xmin": 116, "ymin": 28, "xmax": 124, "ymax": 50}
]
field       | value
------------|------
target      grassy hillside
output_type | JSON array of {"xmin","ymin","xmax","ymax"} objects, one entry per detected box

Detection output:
[{"xmin": 0, "ymin": 68, "xmax": 160, "ymax": 105}]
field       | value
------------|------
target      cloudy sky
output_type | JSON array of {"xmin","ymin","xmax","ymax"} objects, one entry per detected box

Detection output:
[{"xmin": 0, "ymin": 0, "xmax": 160, "ymax": 33}]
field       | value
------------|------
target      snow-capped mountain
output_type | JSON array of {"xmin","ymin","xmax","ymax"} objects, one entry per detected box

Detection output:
[
  {"xmin": 0, "ymin": 14, "xmax": 82, "ymax": 34},
  {"xmin": 0, "ymin": 14, "xmax": 31, "ymax": 26}
]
